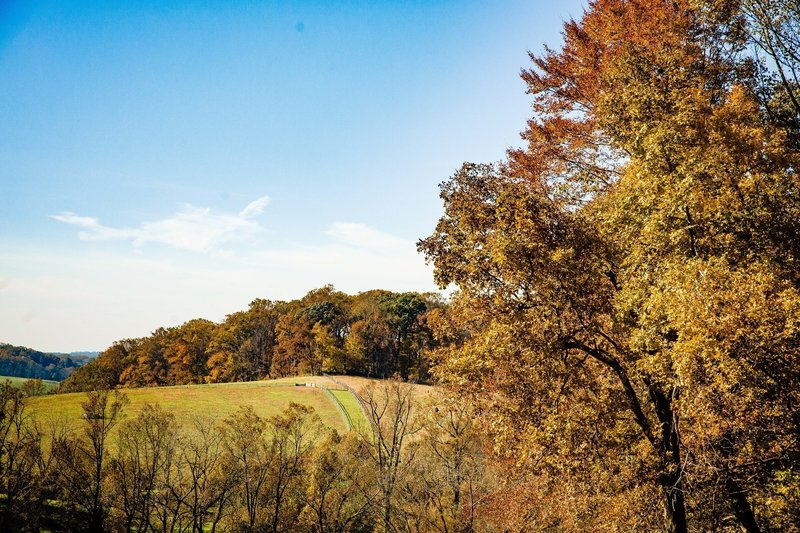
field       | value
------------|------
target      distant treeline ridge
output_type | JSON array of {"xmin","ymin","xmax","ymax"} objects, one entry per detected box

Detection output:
[
  {"xmin": 0, "ymin": 344, "xmax": 89, "ymax": 381},
  {"xmin": 61, "ymin": 286, "xmax": 445, "ymax": 392}
]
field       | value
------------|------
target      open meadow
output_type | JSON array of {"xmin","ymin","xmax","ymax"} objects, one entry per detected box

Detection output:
[
  {"xmin": 0, "ymin": 375, "xmax": 60, "ymax": 392},
  {"xmin": 26, "ymin": 375, "xmax": 369, "ymax": 437}
]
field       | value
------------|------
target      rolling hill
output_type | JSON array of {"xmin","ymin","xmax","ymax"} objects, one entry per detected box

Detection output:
[{"xmin": 26, "ymin": 375, "xmax": 369, "ymax": 437}]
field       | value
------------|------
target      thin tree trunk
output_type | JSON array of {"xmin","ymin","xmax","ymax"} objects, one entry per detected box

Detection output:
[
  {"xmin": 726, "ymin": 477, "xmax": 761, "ymax": 533},
  {"xmin": 662, "ymin": 470, "xmax": 688, "ymax": 533}
]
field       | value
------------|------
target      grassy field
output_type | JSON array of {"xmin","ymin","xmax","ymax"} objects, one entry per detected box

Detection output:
[
  {"xmin": 26, "ymin": 376, "xmax": 370, "ymax": 437},
  {"xmin": 0, "ymin": 375, "xmax": 60, "ymax": 392},
  {"xmin": 329, "ymin": 388, "xmax": 371, "ymax": 433}
]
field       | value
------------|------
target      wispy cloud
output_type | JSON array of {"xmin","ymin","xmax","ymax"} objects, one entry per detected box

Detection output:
[
  {"xmin": 326, "ymin": 222, "xmax": 409, "ymax": 252},
  {"xmin": 239, "ymin": 196, "xmax": 271, "ymax": 218},
  {"xmin": 51, "ymin": 196, "xmax": 270, "ymax": 252}
]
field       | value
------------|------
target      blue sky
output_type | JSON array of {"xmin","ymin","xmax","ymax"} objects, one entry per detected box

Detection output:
[{"xmin": 0, "ymin": 0, "xmax": 585, "ymax": 352}]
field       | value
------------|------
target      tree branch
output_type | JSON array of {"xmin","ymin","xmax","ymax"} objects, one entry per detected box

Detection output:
[{"xmin": 563, "ymin": 340, "xmax": 657, "ymax": 448}]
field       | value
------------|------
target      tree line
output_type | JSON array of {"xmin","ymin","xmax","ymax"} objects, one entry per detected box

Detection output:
[
  {"xmin": 61, "ymin": 287, "xmax": 444, "ymax": 393},
  {"xmin": 0, "ymin": 344, "xmax": 88, "ymax": 381}
]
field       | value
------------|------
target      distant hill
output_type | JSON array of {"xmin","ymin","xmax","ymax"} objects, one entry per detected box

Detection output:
[
  {"xmin": 60, "ymin": 286, "xmax": 442, "ymax": 393},
  {"xmin": 65, "ymin": 351, "xmax": 100, "ymax": 359},
  {"xmin": 0, "ymin": 343, "xmax": 90, "ymax": 381}
]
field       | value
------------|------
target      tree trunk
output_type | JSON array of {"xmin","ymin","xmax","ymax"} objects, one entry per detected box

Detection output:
[
  {"xmin": 384, "ymin": 499, "xmax": 392, "ymax": 533},
  {"xmin": 661, "ymin": 469, "xmax": 688, "ymax": 533},
  {"xmin": 88, "ymin": 510, "xmax": 105, "ymax": 533},
  {"xmin": 726, "ymin": 477, "xmax": 761, "ymax": 533},
  {"xmin": 649, "ymin": 384, "xmax": 688, "ymax": 533}
]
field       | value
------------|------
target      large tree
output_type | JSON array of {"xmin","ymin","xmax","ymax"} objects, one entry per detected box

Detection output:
[{"xmin": 420, "ymin": 0, "xmax": 800, "ymax": 530}]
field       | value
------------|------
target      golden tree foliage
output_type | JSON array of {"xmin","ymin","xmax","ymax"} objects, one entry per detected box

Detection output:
[{"xmin": 420, "ymin": 0, "xmax": 800, "ymax": 530}]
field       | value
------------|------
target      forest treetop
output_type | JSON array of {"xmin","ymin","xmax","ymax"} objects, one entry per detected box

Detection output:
[
  {"xmin": 418, "ymin": 0, "xmax": 800, "ymax": 531},
  {"xmin": 61, "ymin": 286, "xmax": 445, "ymax": 393}
]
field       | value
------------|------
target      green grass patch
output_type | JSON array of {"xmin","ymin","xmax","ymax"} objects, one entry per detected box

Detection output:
[
  {"xmin": 329, "ymin": 388, "xmax": 370, "ymax": 434},
  {"xmin": 0, "ymin": 375, "xmax": 60, "ymax": 392},
  {"xmin": 26, "ymin": 378, "xmax": 349, "ymax": 436}
]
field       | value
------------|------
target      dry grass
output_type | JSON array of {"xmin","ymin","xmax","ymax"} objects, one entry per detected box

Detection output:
[
  {"xmin": 327, "ymin": 375, "xmax": 438, "ymax": 402},
  {"xmin": 26, "ymin": 377, "xmax": 350, "ymax": 436}
]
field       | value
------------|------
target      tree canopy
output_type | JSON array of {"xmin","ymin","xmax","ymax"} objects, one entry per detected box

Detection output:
[
  {"xmin": 61, "ymin": 286, "xmax": 443, "ymax": 393},
  {"xmin": 419, "ymin": 0, "xmax": 800, "ymax": 530}
]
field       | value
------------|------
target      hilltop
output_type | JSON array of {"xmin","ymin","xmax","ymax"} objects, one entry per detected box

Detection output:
[{"xmin": 60, "ymin": 286, "xmax": 444, "ymax": 393}]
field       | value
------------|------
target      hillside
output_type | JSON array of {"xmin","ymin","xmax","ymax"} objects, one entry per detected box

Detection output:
[
  {"xmin": 27, "ymin": 375, "xmax": 369, "ymax": 437},
  {"xmin": 0, "ymin": 343, "xmax": 88, "ymax": 381},
  {"xmin": 65, "ymin": 351, "xmax": 100, "ymax": 359}
]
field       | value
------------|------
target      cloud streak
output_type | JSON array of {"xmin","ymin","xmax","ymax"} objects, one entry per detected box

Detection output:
[
  {"xmin": 51, "ymin": 196, "xmax": 270, "ymax": 252},
  {"xmin": 239, "ymin": 196, "xmax": 271, "ymax": 218},
  {"xmin": 326, "ymin": 222, "xmax": 409, "ymax": 252}
]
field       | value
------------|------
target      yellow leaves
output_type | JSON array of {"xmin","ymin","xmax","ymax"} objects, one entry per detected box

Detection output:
[
  {"xmin": 420, "ymin": 0, "xmax": 800, "ymax": 527},
  {"xmin": 627, "ymin": 256, "xmax": 800, "ymax": 443},
  {"xmin": 549, "ymin": 246, "xmax": 575, "ymax": 263}
]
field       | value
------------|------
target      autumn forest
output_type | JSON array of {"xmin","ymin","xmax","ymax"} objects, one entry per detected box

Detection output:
[{"xmin": 60, "ymin": 287, "xmax": 442, "ymax": 392}]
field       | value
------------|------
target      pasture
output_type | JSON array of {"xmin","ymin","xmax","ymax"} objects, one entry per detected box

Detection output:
[
  {"xmin": 1, "ymin": 375, "xmax": 60, "ymax": 392},
  {"xmin": 26, "ymin": 376, "xmax": 369, "ymax": 437}
]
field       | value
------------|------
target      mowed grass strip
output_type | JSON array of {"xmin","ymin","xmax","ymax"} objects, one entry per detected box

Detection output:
[
  {"xmin": 1, "ymin": 375, "xmax": 60, "ymax": 392},
  {"xmin": 328, "ymin": 388, "xmax": 370, "ymax": 434},
  {"xmin": 26, "ymin": 379, "xmax": 349, "ymax": 436}
]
